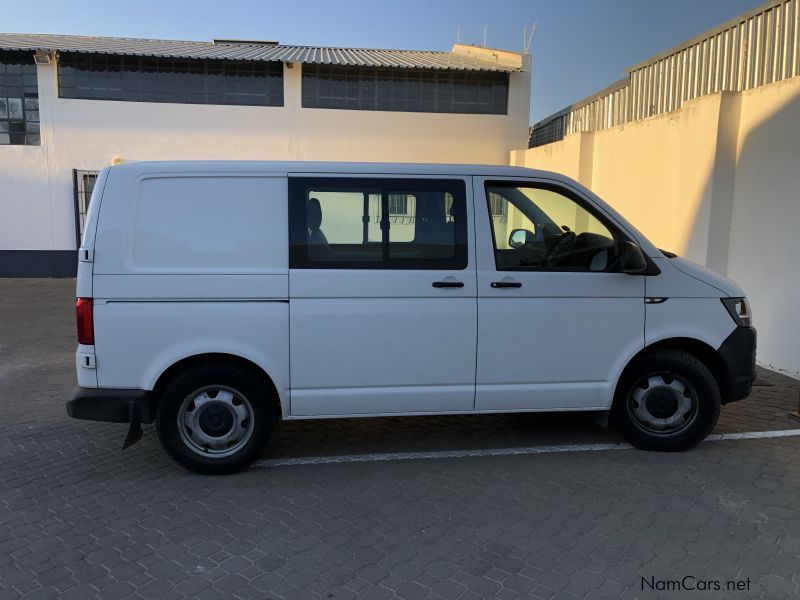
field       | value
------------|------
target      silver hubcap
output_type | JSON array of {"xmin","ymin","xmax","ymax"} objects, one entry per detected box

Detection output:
[
  {"xmin": 628, "ymin": 372, "xmax": 697, "ymax": 435},
  {"xmin": 177, "ymin": 386, "xmax": 254, "ymax": 458}
]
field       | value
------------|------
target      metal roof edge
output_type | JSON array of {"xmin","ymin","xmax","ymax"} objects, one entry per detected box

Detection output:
[
  {"xmin": 625, "ymin": 0, "xmax": 788, "ymax": 73},
  {"xmin": 0, "ymin": 31, "xmax": 217, "ymax": 46},
  {"xmin": 532, "ymin": 77, "xmax": 629, "ymax": 128},
  {"xmin": 0, "ymin": 33, "xmax": 520, "ymax": 71},
  {"xmin": 0, "ymin": 32, "xmax": 493, "ymax": 57}
]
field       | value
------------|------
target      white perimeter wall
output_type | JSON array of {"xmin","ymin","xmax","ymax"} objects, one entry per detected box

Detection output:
[
  {"xmin": 514, "ymin": 76, "xmax": 800, "ymax": 378},
  {"xmin": 0, "ymin": 54, "xmax": 531, "ymax": 252}
]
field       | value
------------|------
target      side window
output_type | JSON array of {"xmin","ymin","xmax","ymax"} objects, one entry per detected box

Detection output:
[
  {"xmin": 290, "ymin": 178, "xmax": 467, "ymax": 269},
  {"xmin": 486, "ymin": 183, "xmax": 619, "ymax": 271}
]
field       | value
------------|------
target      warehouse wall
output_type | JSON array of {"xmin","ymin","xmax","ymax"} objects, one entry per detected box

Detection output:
[
  {"xmin": 0, "ymin": 50, "xmax": 531, "ymax": 274},
  {"xmin": 513, "ymin": 75, "xmax": 800, "ymax": 377}
]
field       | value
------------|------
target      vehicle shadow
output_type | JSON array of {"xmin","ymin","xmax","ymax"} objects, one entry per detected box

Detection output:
[{"xmin": 268, "ymin": 410, "xmax": 617, "ymax": 459}]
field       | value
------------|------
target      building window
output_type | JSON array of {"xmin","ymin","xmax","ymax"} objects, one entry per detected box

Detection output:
[
  {"xmin": 302, "ymin": 65, "xmax": 508, "ymax": 114},
  {"xmin": 58, "ymin": 53, "xmax": 283, "ymax": 106},
  {"xmin": 0, "ymin": 51, "xmax": 40, "ymax": 145},
  {"xmin": 388, "ymin": 193, "xmax": 410, "ymax": 216},
  {"xmin": 489, "ymin": 192, "xmax": 508, "ymax": 219},
  {"xmin": 73, "ymin": 169, "xmax": 99, "ymax": 249}
]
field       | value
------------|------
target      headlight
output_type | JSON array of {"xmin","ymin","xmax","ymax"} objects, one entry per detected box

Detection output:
[{"xmin": 721, "ymin": 297, "xmax": 751, "ymax": 327}]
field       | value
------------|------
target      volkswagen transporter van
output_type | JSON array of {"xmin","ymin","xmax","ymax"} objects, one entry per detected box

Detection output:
[{"xmin": 67, "ymin": 162, "xmax": 756, "ymax": 473}]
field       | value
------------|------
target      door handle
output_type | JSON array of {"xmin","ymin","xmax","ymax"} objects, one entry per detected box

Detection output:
[
  {"xmin": 432, "ymin": 281, "xmax": 464, "ymax": 288},
  {"xmin": 491, "ymin": 281, "xmax": 522, "ymax": 288}
]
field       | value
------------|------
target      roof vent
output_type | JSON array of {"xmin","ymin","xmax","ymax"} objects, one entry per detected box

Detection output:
[{"xmin": 212, "ymin": 38, "xmax": 279, "ymax": 46}]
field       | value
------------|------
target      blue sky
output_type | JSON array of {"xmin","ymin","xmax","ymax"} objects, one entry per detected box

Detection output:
[{"xmin": 4, "ymin": 0, "xmax": 764, "ymax": 122}]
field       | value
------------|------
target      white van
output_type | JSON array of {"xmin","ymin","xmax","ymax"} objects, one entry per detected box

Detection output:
[{"xmin": 67, "ymin": 161, "xmax": 756, "ymax": 473}]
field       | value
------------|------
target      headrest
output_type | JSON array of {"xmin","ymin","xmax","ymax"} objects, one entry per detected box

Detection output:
[{"xmin": 307, "ymin": 197, "xmax": 322, "ymax": 230}]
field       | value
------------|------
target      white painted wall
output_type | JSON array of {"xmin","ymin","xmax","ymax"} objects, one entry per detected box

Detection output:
[
  {"xmin": 0, "ymin": 146, "xmax": 52, "ymax": 249},
  {"xmin": 514, "ymin": 75, "xmax": 800, "ymax": 378},
  {"xmin": 0, "ymin": 50, "xmax": 531, "ymax": 252}
]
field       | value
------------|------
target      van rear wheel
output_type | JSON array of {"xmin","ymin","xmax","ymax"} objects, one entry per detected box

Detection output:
[
  {"xmin": 156, "ymin": 362, "xmax": 275, "ymax": 474},
  {"xmin": 611, "ymin": 349, "xmax": 720, "ymax": 451}
]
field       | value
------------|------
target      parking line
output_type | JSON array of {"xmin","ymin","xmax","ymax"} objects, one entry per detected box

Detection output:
[
  {"xmin": 705, "ymin": 428, "xmax": 800, "ymax": 441},
  {"xmin": 253, "ymin": 429, "xmax": 800, "ymax": 469}
]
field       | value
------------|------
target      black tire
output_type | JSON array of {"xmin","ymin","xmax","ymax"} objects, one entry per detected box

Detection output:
[
  {"xmin": 156, "ymin": 361, "xmax": 275, "ymax": 474},
  {"xmin": 611, "ymin": 349, "xmax": 720, "ymax": 451}
]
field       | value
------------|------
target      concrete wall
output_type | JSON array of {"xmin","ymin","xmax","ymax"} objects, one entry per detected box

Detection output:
[
  {"xmin": 514, "ymin": 76, "xmax": 800, "ymax": 378},
  {"xmin": 0, "ymin": 51, "xmax": 531, "ymax": 264},
  {"xmin": 727, "ymin": 79, "xmax": 800, "ymax": 378}
]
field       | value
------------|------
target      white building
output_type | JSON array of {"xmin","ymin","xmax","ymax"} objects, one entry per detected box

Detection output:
[{"xmin": 0, "ymin": 34, "xmax": 531, "ymax": 276}]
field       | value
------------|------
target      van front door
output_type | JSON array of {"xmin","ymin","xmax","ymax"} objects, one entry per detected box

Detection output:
[
  {"xmin": 288, "ymin": 176, "xmax": 477, "ymax": 417},
  {"xmin": 474, "ymin": 178, "xmax": 645, "ymax": 411}
]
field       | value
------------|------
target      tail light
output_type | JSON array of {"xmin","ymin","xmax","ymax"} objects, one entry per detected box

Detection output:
[{"xmin": 76, "ymin": 298, "xmax": 94, "ymax": 345}]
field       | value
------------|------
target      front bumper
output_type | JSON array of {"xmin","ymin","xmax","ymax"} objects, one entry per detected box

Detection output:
[
  {"xmin": 66, "ymin": 387, "xmax": 156, "ymax": 424},
  {"xmin": 718, "ymin": 326, "xmax": 757, "ymax": 404}
]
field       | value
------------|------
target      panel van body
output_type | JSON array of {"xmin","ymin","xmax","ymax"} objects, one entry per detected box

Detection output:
[{"xmin": 67, "ymin": 161, "xmax": 756, "ymax": 473}]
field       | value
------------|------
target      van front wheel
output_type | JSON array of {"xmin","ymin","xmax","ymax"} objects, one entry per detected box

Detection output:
[
  {"xmin": 611, "ymin": 349, "xmax": 720, "ymax": 451},
  {"xmin": 156, "ymin": 362, "xmax": 275, "ymax": 474}
]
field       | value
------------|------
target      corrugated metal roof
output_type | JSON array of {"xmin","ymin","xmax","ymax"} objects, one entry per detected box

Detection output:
[{"xmin": 0, "ymin": 33, "xmax": 518, "ymax": 72}]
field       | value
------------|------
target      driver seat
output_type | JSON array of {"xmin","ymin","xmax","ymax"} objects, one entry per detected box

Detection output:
[{"xmin": 307, "ymin": 197, "xmax": 331, "ymax": 259}]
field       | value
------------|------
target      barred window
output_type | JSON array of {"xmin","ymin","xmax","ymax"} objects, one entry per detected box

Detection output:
[
  {"xmin": 58, "ymin": 53, "xmax": 283, "ymax": 106},
  {"xmin": 73, "ymin": 169, "xmax": 99, "ymax": 248},
  {"xmin": 489, "ymin": 192, "xmax": 508, "ymax": 218},
  {"xmin": 388, "ymin": 193, "xmax": 411, "ymax": 215},
  {"xmin": 0, "ymin": 51, "xmax": 40, "ymax": 145},
  {"xmin": 302, "ymin": 65, "xmax": 508, "ymax": 115}
]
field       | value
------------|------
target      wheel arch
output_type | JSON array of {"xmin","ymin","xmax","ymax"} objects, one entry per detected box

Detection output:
[
  {"xmin": 616, "ymin": 337, "xmax": 730, "ymax": 404},
  {"xmin": 151, "ymin": 353, "xmax": 284, "ymax": 420}
]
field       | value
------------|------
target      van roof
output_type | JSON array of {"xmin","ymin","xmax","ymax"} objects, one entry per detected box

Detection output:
[{"xmin": 106, "ymin": 161, "xmax": 561, "ymax": 179}]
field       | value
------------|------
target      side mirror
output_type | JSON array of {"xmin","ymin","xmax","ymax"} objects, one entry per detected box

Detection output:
[
  {"xmin": 620, "ymin": 241, "xmax": 648, "ymax": 274},
  {"xmin": 509, "ymin": 229, "xmax": 535, "ymax": 248}
]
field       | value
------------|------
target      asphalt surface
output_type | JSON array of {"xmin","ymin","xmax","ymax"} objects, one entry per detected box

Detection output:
[{"xmin": 1, "ymin": 278, "xmax": 799, "ymax": 600}]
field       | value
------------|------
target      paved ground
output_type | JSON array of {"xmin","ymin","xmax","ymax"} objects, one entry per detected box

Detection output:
[{"xmin": 1, "ymin": 278, "xmax": 799, "ymax": 600}]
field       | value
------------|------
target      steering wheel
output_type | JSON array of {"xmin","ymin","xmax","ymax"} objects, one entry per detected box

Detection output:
[{"xmin": 545, "ymin": 231, "xmax": 577, "ymax": 266}]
